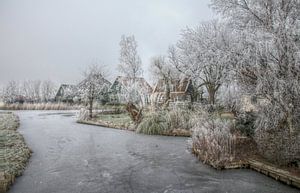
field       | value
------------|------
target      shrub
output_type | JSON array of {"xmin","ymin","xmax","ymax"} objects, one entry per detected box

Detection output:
[
  {"xmin": 166, "ymin": 109, "xmax": 192, "ymax": 131},
  {"xmin": 234, "ymin": 112, "xmax": 256, "ymax": 137},
  {"xmin": 137, "ymin": 112, "xmax": 169, "ymax": 135},
  {"xmin": 254, "ymin": 104, "xmax": 300, "ymax": 165},
  {"xmin": 191, "ymin": 112, "xmax": 236, "ymax": 168}
]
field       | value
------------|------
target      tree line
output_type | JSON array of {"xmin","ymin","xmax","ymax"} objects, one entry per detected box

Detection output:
[{"xmin": 1, "ymin": 80, "xmax": 57, "ymax": 103}]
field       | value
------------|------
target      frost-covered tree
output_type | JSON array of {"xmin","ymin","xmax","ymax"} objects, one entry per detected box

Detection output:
[
  {"xmin": 22, "ymin": 80, "xmax": 42, "ymax": 102},
  {"xmin": 41, "ymin": 80, "xmax": 56, "ymax": 102},
  {"xmin": 150, "ymin": 55, "xmax": 179, "ymax": 106},
  {"xmin": 174, "ymin": 20, "xmax": 235, "ymax": 105},
  {"xmin": 33, "ymin": 80, "xmax": 41, "ymax": 102},
  {"xmin": 211, "ymin": 0, "xmax": 300, "ymax": 164},
  {"xmin": 79, "ymin": 64, "xmax": 110, "ymax": 118},
  {"xmin": 1, "ymin": 80, "xmax": 57, "ymax": 104},
  {"xmin": 118, "ymin": 35, "xmax": 143, "ymax": 79},
  {"xmin": 2, "ymin": 81, "xmax": 20, "ymax": 103},
  {"xmin": 218, "ymin": 82, "xmax": 242, "ymax": 114}
]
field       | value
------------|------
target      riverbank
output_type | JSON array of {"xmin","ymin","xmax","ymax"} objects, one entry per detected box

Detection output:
[
  {"xmin": 192, "ymin": 138, "xmax": 300, "ymax": 189},
  {"xmin": 0, "ymin": 112, "xmax": 31, "ymax": 192},
  {"xmin": 78, "ymin": 110, "xmax": 299, "ymax": 189},
  {"xmin": 77, "ymin": 114, "xmax": 191, "ymax": 137}
]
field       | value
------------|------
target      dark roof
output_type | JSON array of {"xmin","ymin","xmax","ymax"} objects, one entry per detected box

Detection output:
[{"xmin": 55, "ymin": 84, "xmax": 78, "ymax": 98}]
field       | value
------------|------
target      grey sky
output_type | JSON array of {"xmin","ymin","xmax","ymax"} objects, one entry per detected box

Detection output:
[{"xmin": 0, "ymin": 0, "xmax": 215, "ymax": 86}]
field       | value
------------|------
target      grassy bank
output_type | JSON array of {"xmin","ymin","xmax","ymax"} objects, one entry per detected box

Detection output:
[
  {"xmin": 0, "ymin": 112, "xmax": 31, "ymax": 192},
  {"xmin": 78, "ymin": 109, "xmax": 192, "ymax": 137}
]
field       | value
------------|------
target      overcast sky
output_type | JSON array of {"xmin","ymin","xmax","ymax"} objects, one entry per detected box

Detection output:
[{"xmin": 0, "ymin": 0, "xmax": 216, "ymax": 86}]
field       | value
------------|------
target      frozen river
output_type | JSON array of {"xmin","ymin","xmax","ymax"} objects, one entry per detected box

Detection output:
[{"xmin": 7, "ymin": 111, "xmax": 299, "ymax": 193}]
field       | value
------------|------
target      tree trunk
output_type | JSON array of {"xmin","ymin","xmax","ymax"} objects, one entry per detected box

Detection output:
[
  {"xmin": 207, "ymin": 85, "xmax": 216, "ymax": 105},
  {"xmin": 126, "ymin": 102, "xmax": 143, "ymax": 124},
  {"xmin": 164, "ymin": 79, "xmax": 171, "ymax": 107},
  {"xmin": 89, "ymin": 98, "xmax": 93, "ymax": 119}
]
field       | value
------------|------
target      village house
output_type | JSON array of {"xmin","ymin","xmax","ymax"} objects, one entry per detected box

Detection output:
[
  {"xmin": 108, "ymin": 76, "xmax": 153, "ymax": 105},
  {"xmin": 151, "ymin": 78, "xmax": 197, "ymax": 104},
  {"xmin": 54, "ymin": 84, "xmax": 79, "ymax": 103}
]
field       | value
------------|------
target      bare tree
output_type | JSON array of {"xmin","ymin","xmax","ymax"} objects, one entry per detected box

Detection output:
[
  {"xmin": 2, "ymin": 81, "xmax": 20, "ymax": 103},
  {"xmin": 118, "ymin": 35, "xmax": 147, "ymax": 123},
  {"xmin": 150, "ymin": 55, "xmax": 179, "ymax": 107},
  {"xmin": 1, "ymin": 80, "xmax": 57, "ymax": 104},
  {"xmin": 22, "ymin": 80, "xmax": 39, "ymax": 103},
  {"xmin": 173, "ymin": 20, "xmax": 235, "ymax": 105},
  {"xmin": 79, "ymin": 64, "xmax": 110, "ymax": 118},
  {"xmin": 33, "ymin": 80, "xmax": 41, "ymax": 103},
  {"xmin": 41, "ymin": 80, "xmax": 56, "ymax": 102},
  {"xmin": 118, "ymin": 35, "xmax": 143, "ymax": 79}
]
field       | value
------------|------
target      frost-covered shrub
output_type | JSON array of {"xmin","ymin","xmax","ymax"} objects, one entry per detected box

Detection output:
[
  {"xmin": 166, "ymin": 109, "xmax": 192, "ymax": 131},
  {"xmin": 137, "ymin": 112, "xmax": 169, "ymax": 135},
  {"xmin": 235, "ymin": 112, "xmax": 256, "ymax": 137},
  {"xmin": 78, "ymin": 108, "xmax": 90, "ymax": 121},
  {"xmin": 191, "ymin": 112, "xmax": 236, "ymax": 168},
  {"xmin": 137, "ymin": 109, "xmax": 195, "ymax": 135},
  {"xmin": 255, "ymin": 104, "xmax": 300, "ymax": 165}
]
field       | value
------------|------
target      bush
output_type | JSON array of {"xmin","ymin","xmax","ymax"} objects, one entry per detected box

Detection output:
[
  {"xmin": 137, "ymin": 112, "xmax": 169, "ymax": 135},
  {"xmin": 191, "ymin": 112, "xmax": 236, "ymax": 168},
  {"xmin": 166, "ymin": 109, "xmax": 192, "ymax": 131},
  {"xmin": 254, "ymin": 104, "xmax": 300, "ymax": 165},
  {"xmin": 234, "ymin": 112, "xmax": 256, "ymax": 137}
]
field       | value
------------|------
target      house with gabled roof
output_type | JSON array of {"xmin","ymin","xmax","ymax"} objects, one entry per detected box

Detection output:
[
  {"xmin": 54, "ymin": 84, "xmax": 79, "ymax": 103},
  {"xmin": 151, "ymin": 78, "xmax": 194, "ymax": 104}
]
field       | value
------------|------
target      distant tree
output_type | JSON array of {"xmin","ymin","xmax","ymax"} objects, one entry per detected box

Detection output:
[
  {"xmin": 33, "ymin": 80, "xmax": 41, "ymax": 103},
  {"xmin": 2, "ymin": 81, "xmax": 20, "ymax": 103},
  {"xmin": 1, "ymin": 80, "xmax": 57, "ymax": 104},
  {"xmin": 118, "ymin": 35, "xmax": 143, "ymax": 79},
  {"xmin": 79, "ymin": 64, "xmax": 110, "ymax": 118},
  {"xmin": 41, "ymin": 80, "xmax": 56, "ymax": 102},
  {"xmin": 22, "ymin": 80, "xmax": 40, "ymax": 103}
]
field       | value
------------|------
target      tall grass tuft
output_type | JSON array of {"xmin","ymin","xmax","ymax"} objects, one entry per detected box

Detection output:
[
  {"xmin": 137, "ymin": 112, "xmax": 169, "ymax": 135},
  {"xmin": 191, "ymin": 111, "xmax": 236, "ymax": 168},
  {"xmin": 166, "ymin": 109, "xmax": 192, "ymax": 131}
]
